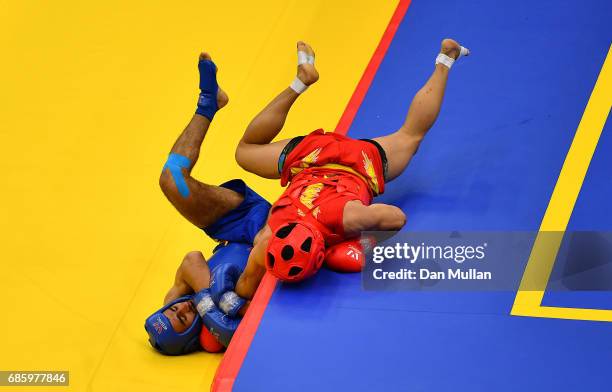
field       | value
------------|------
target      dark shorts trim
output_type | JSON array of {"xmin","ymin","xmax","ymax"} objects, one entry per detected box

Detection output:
[
  {"xmin": 360, "ymin": 138, "xmax": 389, "ymax": 181},
  {"xmin": 202, "ymin": 179, "xmax": 271, "ymax": 244},
  {"xmin": 278, "ymin": 135, "xmax": 305, "ymax": 175}
]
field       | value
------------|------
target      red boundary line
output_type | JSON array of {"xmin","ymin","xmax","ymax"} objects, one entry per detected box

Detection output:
[
  {"xmin": 211, "ymin": 1, "xmax": 411, "ymax": 390},
  {"xmin": 210, "ymin": 272, "xmax": 278, "ymax": 392}
]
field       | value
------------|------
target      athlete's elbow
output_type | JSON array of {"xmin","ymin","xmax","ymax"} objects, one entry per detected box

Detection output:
[
  {"xmin": 393, "ymin": 210, "xmax": 407, "ymax": 230},
  {"xmin": 384, "ymin": 207, "xmax": 406, "ymax": 230}
]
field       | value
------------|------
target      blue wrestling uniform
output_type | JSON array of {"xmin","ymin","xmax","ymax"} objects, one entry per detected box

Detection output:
[
  {"xmin": 204, "ymin": 179, "xmax": 271, "ymax": 245},
  {"xmin": 145, "ymin": 179, "xmax": 269, "ymax": 355}
]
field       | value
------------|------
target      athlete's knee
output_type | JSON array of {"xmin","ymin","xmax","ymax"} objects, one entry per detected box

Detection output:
[
  {"xmin": 394, "ymin": 129, "xmax": 423, "ymax": 157},
  {"xmin": 234, "ymin": 140, "xmax": 261, "ymax": 174},
  {"xmin": 234, "ymin": 142, "xmax": 252, "ymax": 172},
  {"xmin": 397, "ymin": 125, "xmax": 424, "ymax": 141},
  {"xmin": 160, "ymin": 153, "xmax": 192, "ymax": 198},
  {"xmin": 159, "ymin": 169, "xmax": 173, "ymax": 194}
]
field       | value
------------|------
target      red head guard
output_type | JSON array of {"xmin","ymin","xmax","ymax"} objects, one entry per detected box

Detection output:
[{"xmin": 266, "ymin": 221, "xmax": 325, "ymax": 282}]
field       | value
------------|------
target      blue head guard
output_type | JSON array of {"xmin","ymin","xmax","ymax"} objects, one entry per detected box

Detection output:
[{"xmin": 144, "ymin": 296, "xmax": 202, "ymax": 355}]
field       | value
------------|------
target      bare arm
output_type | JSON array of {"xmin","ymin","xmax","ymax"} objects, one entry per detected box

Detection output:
[
  {"xmin": 163, "ymin": 251, "xmax": 211, "ymax": 304},
  {"xmin": 231, "ymin": 202, "xmax": 405, "ymax": 304},
  {"xmin": 230, "ymin": 225, "xmax": 272, "ymax": 318},
  {"xmin": 235, "ymin": 226, "xmax": 270, "ymax": 299},
  {"xmin": 342, "ymin": 201, "xmax": 407, "ymax": 237},
  {"xmin": 235, "ymin": 248, "xmax": 267, "ymax": 299}
]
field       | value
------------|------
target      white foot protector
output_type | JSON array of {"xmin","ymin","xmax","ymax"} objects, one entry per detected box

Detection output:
[
  {"xmin": 435, "ymin": 46, "xmax": 470, "ymax": 69},
  {"xmin": 290, "ymin": 50, "xmax": 315, "ymax": 94}
]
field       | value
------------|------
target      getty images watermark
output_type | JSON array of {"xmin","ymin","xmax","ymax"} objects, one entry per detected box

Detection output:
[
  {"xmin": 372, "ymin": 240, "xmax": 489, "ymax": 280},
  {"xmin": 362, "ymin": 231, "xmax": 612, "ymax": 291}
]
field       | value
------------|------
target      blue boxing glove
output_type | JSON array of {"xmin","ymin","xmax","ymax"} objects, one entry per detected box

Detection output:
[
  {"xmin": 210, "ymin": 263, "xmax": 247, "ymax": 317},
  {"xmin": 195, "ymin": 59, "xmax": 219, "ymax": 121},
  {"xmin": 192, "ymin": 288, "xmax": 239, "ymax": 348}
]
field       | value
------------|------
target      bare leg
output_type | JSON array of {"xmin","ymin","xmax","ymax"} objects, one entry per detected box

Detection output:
[
  {"xmin": 235, "ymin": 41, "xmax": 319, "ymax": 179},
  {"xmin": 374, "ymin": 39, "xmax": 467, "ymax": 181},
  {"xmin": 241, "ymin": 89, "xmax": 300, "ymax": 145},
  {"xmin": 160, "ymin": 52, "xmax": 243, "ymax": 229}
]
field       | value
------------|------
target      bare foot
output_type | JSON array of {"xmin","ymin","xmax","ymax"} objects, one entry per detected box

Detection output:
[
  {"xmin": 296, "ymin": 41, "xmax": 319, "ymax": 86},
  {"xmin": 440, "ymin": 38, "xmax": 469, "ymax": 60},
  {"xmin": 199, "ymin": 52, "xmax": 229, "ymax": 109}
]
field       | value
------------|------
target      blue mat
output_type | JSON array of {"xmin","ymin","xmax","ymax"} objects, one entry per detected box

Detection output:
[{"xmin": 234, "ymin": 0, "xmax": 612, "ymax": 390}]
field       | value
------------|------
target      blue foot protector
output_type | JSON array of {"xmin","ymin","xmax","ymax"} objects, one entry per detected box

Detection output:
[
  {"xmin": 163, "ymin": 153, "xmax": 191, "ymax": 198},
  {"xmin": 196, "ymin": 59, "xmax": 219, "ymax": 121}
]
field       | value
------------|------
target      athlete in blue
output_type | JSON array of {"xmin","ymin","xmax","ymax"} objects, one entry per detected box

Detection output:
[{"xmin": 144, "ymin": 52, "xmax": 271, "ymax": 355}]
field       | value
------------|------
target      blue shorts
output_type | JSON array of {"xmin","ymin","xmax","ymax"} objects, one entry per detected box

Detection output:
[{"xmin": 203, "ymin": 179, "xmax": 270, "ymax": 244}]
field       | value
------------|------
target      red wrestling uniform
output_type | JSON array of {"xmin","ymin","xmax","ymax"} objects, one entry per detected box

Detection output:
[{"xmin": 268, "ymin": 129, "xmax": 387, "ymax": 246}]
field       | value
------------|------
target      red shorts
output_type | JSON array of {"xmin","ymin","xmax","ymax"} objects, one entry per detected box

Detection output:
[
  {"xmin": 279, "ymin": 129, "xmax": 386, "ymax": 195},
  {"xmin": 269, "ymin": 130, "xmax": 387, "ymax": 245}
]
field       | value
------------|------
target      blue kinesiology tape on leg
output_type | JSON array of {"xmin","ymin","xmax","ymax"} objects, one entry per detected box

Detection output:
[
  {"xmin": 163, "ymin": 153, "xmax": 191, "ymax": 198},
  {"xmin": 196, "ymin": 59, "xmax": 219, "ymax": 121}
]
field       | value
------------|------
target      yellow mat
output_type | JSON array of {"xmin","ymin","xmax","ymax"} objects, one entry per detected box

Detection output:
[{"xmin": 0, "ymin": 1, "xmax": 397, "ymax": 391}]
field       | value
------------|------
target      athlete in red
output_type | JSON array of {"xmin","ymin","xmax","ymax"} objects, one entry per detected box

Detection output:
[{"xmin": 230, "ymin": 39, "xmax": 469, "ymax": 298}]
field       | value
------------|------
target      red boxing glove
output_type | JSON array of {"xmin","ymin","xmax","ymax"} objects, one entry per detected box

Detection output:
[
  {"xmin": 200, "ymin": 326, "xmax": 224, "ymax": 353},
  {"xmin": 324, "ymin": 236, "xmax": 376, "ymax": 273}
]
